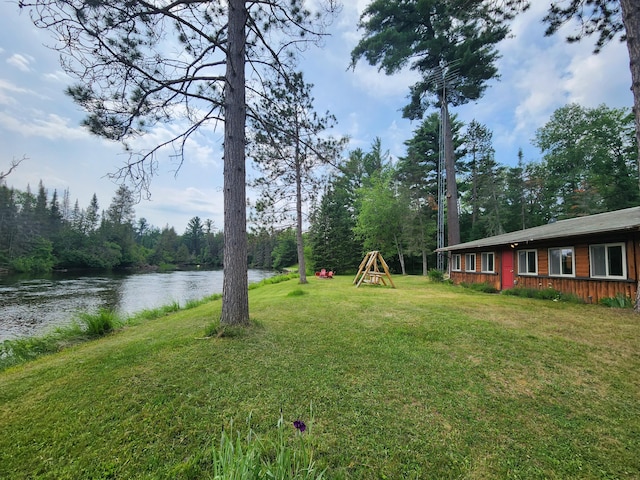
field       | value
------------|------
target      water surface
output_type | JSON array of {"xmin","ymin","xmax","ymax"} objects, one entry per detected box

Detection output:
[{"xmin": 0, "ymin": 269, "xmax": 274, "ymax": 341}]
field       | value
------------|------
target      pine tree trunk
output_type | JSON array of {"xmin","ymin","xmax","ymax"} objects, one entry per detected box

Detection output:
[
  {"xmin": 620, "ymin": 0, "xmax": 640, "ymax": 189},
  {"xmin": 221, "ymin": 0, "xmax": 249, "ymax": 326},
  {"xmin": 443, "ymin": 102, "xmax": 460, "ymax": 245},
  {"xmin": 296, "ymin": 143, "xmax": 307, "ymax": 284}
]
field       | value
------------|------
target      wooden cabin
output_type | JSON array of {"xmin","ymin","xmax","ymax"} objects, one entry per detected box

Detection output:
[{"xmin": 438, "ymin": 206, "xmax": 640, "ymax": 304}]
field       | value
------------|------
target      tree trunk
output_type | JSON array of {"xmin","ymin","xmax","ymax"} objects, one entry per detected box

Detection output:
[
  {"xmin": 620, "ymin": 0, "xmax": 640, "ymax": 189},
  {"xmin": 394, "ymin": 233, "xmax": 406, "ymax": 275},
  {"xmin": 420, "ymin": 217, "xmax": 428, "ymax": 276},
  {"xmin": 221, "ymin": 0, "xmax": 249, "ymax": 326},
  {"xmin": 471, "ymin": 155, "xmax": 478, "ymax": 231},
  {"xmin": 296, "ymin": 143, "xmax": 307, "ymax": 284},
  {"xmin": 443, "ymin": 102, "xmax": 460, "ymax": 245},
  {"xmin": 422, "ymin": 248, "xmax": 428, "ymax": 276}
]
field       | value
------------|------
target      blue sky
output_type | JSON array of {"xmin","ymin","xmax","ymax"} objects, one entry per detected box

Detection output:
[{"xmin": 0, "ymin": 1, "xmax": 633, "ymax": 233}]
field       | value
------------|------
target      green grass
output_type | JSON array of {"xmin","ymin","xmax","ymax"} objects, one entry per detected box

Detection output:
[{"xmin": 1, "ymin": 275, "xmax": 639, "ymax": 479}]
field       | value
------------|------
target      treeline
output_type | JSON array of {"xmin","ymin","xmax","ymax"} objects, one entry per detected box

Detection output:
[
  {"xmin": 0, "ymin": 181, "xmax": 298, "ymax": 273},
  {"xmin": 2, "ymin": 103, "xmax": 637, "ymax": 275},
  {"xmin": 308, "ymin": 104, "xmax": 640, "ymax": 275}
]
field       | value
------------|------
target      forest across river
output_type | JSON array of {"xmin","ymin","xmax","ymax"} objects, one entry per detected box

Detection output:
[{"xmin": 0, "ymin": 269, "xmax": 274, "ymax": 342}]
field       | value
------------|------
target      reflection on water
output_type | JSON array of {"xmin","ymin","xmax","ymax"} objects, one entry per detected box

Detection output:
[{"xmin": 0, "ymin": 269, "xmax": 274, "ymax": 342}]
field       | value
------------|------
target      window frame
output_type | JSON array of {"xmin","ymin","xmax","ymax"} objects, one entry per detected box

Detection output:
[
  {"xmin": 465, "ymin": 253, "xmax": 476, "ymax": 272},
  {"xmin": 589, "ymin": 242, "xmax": 627, "ymax": 279},
  {"xmin": 451, "ymin": 254, "xmax": 462, "ymax": 272},
  {"xmin": 517, "ymin": 249, "xmax": 538, "ymax": 275},
  {"xmin": 480, "ymin": 252, "xmax": 495, "ymax": 273},
  {"xmin": 548, "ymin": 247, "xmax": 575, "ymax": 278}
]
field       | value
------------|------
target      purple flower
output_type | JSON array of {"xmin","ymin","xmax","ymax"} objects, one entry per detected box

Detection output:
[{"xmin": 293, "ymin": 420, "xmax": 306, "ymax": 433}]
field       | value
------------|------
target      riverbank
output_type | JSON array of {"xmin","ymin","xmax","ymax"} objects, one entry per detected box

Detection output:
[
  {"xmin": 1, "ymin": 275, "xmax": 639, "ymax": 478},
  {"xmin": 0, "ymin": 268, "xmax": 275, "ymax": 341}
]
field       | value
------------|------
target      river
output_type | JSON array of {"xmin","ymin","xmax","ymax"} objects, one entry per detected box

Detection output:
[{"xmin": 0, "ymin": 269, "xmax": 275, "ymax": 342}]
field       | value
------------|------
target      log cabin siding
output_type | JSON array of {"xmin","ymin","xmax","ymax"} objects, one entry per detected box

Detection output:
[
  {"xmin": 575, "ymin": 245, "xmax": 590, "ymax": 278},
  {"xmin": 451, "ymin": 272, "xmax": 501, "ymax": 290},
  {"xmin": 441, "ymin": 207, "xmax": 640, "ymax": 306},
  {"xmin": 448, "ymin": 236, "xmax": 639, "ymax": 304}
]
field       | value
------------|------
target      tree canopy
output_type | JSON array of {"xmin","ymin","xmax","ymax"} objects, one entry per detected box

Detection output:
[
  {"xmin": 19, "ymin": 0, "xmax": 340, "ymax": 325},
  {"xmin": 351, "ymin": 0, "xmax": 510, "ymax": 246}
]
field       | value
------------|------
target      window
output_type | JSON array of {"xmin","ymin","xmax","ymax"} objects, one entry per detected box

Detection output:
[
  {"xmin": 481, "ymin": 252, "xmax": 495, "ymax": 273},
  {"xmin": 590, "ymin": 243, "xmax": 626, "ymax": 279},
  {"xmin": 548, "ymin": 247, "xmax": 574, "ymax": 277},
  {"xmin": 451, "ymin": 254, "xmax": 461, "ymax": 271},
  {"xmin": 518, "ymin": 250, "xmax": 538, "ymax": 275},
  {"xmin": 465, "ymin": 253, "xmax": 476, "ymax": 272}
]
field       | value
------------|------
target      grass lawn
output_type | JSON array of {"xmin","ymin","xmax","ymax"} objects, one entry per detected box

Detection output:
[{"xmin": 0, "ymin": 275, "xmax": 638, "ymax": 479}]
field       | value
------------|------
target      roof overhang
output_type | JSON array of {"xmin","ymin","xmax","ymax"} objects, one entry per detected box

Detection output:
[{"xmin": 437, "ymin": 206, "xmax": 640, "ymax": 252}]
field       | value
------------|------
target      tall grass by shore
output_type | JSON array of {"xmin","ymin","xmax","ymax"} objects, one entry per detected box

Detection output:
[
  {"xmin": 1, "ymin": 275, "xmax": 638, "ymax": 479},
  {"xmin": 0, "ymin": 273, "xmax": 298, "ymax": 371}
]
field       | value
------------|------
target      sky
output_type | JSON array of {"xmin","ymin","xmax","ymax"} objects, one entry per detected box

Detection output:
[{"xmin": 0, "ymin": 1, "xmax": 633, "ymax": 233}]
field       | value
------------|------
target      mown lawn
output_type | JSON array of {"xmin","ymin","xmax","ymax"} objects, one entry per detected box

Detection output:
[{"xmin": 0, "ymin": 275, "xmax": 638, "ymax": 479}]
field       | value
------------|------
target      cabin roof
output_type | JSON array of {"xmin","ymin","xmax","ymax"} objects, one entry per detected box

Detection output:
[{"xmin": 437, "ymin": 206, "xmax": 640, "ymax": 252}]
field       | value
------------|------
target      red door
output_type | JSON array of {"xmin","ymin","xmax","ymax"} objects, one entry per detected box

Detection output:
[{"xmin": 501, "ymin": 250, "xmax": 515, "ymax": 290}]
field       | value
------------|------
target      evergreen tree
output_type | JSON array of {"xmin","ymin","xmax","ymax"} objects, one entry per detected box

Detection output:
[
  {"xmin": 351, "ymin": 0, "xmax": 510, "ymax": 246},
  {"xmin": 21, "ymin": 0, "xmax": 340, "ymax": 325},
  {"xmin": 184, "ymin": 216, "xmax": 205, "ymax": 261},
  {"xmin": 309, "ymin": 139, "xmax": 397, "ymax": 273},
  {"xmin": 462, "ymin": 121, "xmax": 505, "ymax": 240},
  {"xmin": 0, "ymin": 185, "xmax": 18, "ymax": 265},
  {"xmin": 249, "ymin": 72, "xmax": 346, "ymax": 283},
  {"xmin": 102, "ymin": 185, "xmax": 138, "ymax": 266},
  {"xmin": 503, "ymin": 149, "xmax": 528, "ymax": 232},
  {"xmin": 85, "ymin": 194, "xmax": 100, "ymax": 233},
  {"xmin": 308, "ymin": 183, "xmax": 362, "ymax": 274},
  {"xmin": 248, "ymin": 228, "xmax": 277, "ymax": 270},
  {"xmin": 396, "ymin": 114, "xmax": 464, "ymax": 269}
]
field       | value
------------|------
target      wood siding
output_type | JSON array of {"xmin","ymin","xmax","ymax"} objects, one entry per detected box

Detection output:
[{"xmin": 448, "ymin": 232, "xmax": 640, "ymax": 304}]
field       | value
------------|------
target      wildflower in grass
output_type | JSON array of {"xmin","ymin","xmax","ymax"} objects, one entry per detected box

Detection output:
[{"xmin": 293, "ymin": 419, "xmax": 306, "ymax": 433}]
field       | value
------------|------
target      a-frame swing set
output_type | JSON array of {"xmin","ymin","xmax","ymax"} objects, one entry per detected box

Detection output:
[{"xmin": 353, "ymin": 251, "xmax": 395, "ymax": 288}]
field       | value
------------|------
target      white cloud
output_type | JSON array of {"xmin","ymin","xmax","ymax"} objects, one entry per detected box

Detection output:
[
  {"xmin": 348, "ymin": 61, "xmax": 421, "ymax": 101},
  {"xmin": 139, "ymin": 185, "xmax": 225, "ymax": 230},
  {"xmin": 0, "ymin": 110, "xmax": 88, "ymax": 140},
  {"xmin": 564, "ymin": 42, "xmax": 632, "ymax": 108},
  {"xmin": 0, "ymin": 78, "xmax": 35, "ymax": 96},
  {"xmin": 6, "ymin": 53, "xmax": 34, "ymax": 72},
  {"xmin": 43, "ymin": 70, "xmax": 71, "ymax": 83},
  {"xmin": 0, "ymin": 0, "xmax": 634, "ymax": 233}
]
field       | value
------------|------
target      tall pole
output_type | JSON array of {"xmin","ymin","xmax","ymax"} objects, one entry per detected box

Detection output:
[
  {"xmin": 435, "ymin": 61, "xmax": 459, "ymax": 271},
  {"xmin": 436, "ymin": 94, "xmax": 446, "ymax": 271}
]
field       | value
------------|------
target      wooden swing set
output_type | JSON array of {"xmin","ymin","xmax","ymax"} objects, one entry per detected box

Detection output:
[{"xmin": 353, "ymin": 251, "xmax": 395, "ymax": 288}]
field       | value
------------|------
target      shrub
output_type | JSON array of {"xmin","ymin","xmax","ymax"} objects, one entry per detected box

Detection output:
[
  {"xmin": 535, "ymin": 288, "xmax": 562, "ymax": 301},
  {"xmin": 461, "ymin": 282, "xmax": 499, "ymax": 294},
  {"xmin": 427, "ymin": 269, "xmax": 445, "ymax": 283},
  {"xmin": 502, "ymin": 287, "xmax": 538, "ymax": 298},
  {"xmin": 600, "ymin": 293, "xmax": 633, "ymax": 308},
  {"xmin": 502, "ymin": 287, "xmax": 583, "ymax": 304}
]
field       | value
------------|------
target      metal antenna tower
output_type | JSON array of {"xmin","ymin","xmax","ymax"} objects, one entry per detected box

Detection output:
[{"xmin": 432, "ymin": 60, "xmax": 459, "ymax": 271}]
